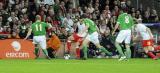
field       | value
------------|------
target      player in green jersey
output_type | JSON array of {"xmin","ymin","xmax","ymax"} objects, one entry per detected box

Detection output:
[
  {"xmin": 112, "ymin": 9, "xmax": 134, "ymax": 61},
  {"xmin": 24, "ymin": 15, "xmax": 52, "ymax": 59},
  {"xmin": 79, "ymin": 15, "xmax": 112, "ymax": 60}
]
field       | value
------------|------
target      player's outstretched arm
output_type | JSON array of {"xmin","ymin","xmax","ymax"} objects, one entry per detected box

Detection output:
[
  {"xmin": 112, "ymin": 23, "xmax": 119, "ymax": 35},
  {"xmin": 24, "ymin": 28, "xmax": 32, "ymax": 40},
  {"xmin": 146, "ymin": 27, "xmax": 153, "ymax": 39},
  {"xmin": 96, "ymin": 25, "xmax": 100, "ymax": 33},
  {"xmin": 48, "ymin": 23, "xmax": 53, "ymax": 29}
]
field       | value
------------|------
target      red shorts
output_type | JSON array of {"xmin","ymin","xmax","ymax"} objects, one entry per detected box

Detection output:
[
  {"xmin": 73, "ymin": 33, "xmax": 82, "ymax": 42},
  {"xmin": 142, "ymin": 40, "xmax": 154, "ymax": 47}
]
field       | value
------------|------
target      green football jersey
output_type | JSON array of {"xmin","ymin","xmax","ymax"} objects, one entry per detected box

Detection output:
[
  {"xmin": 117, "ymin": 13, "xmax": 134, "ymax": 30},
  {"xmin": 83, "ymin": 18, "xmax": 97, "ymax": 34},
  {"xmin": 31, "ymin": 20, "xmax": 49, "ymax": 36}
]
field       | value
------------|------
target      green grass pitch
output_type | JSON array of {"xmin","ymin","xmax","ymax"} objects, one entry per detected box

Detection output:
[{"xmin": 0, "ymin": 59, "xmax": 160, "ymax": 73}]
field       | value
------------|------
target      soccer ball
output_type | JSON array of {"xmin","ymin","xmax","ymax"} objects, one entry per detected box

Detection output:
[{"xmin": 64, "ymin": 54, "xmax": 70, "ymax": 60}]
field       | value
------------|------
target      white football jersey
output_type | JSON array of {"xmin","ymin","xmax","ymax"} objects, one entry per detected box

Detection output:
[
  {"xmin": 77, "ymin": 22, "xmax": 87, "ymax": 37},
  {"xmin": 135, "ymin": 23, "xmax": 151, "ymax": 40}
]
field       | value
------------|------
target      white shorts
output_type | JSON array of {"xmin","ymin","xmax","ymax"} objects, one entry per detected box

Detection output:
[
  {"xmin": 140, "ymin": 32, "xmax": 151, "ymax": 40},
  {"xmin": 116, "ymin": 29, "xmax": 131, "ymax": 44},
  {"xmin": 33, "ymin": 35, "xmax": 46, "ymax": 49},
  {"xmin": 86, "ymin": 32, "xmax": 99, "ymax": 44}
]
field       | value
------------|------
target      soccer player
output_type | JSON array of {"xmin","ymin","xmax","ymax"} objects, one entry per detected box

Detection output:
[
  {"xmin": 24, "ymin": 15, "xmax": 52, "ymax": 59},
  {"xmin": 133, "ymin": 20, "xmax": 158, "ymax": 60},
  {"xmin": 79, "ymin": 15, "xmax": 112, "ymax": 60},
  {"xmin": 112, "ymin": 10, "xmax": 134, "ymax": 61},
  {"xmin": 66, "ymin": 20, "xmax": 86, "ymax": 59}
]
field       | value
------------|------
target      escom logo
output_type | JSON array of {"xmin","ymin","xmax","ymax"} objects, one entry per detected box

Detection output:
[
  {"xmin": 0, "ymin": 39, "xmax": 35, "ymax": 59},
  {"xmin": 6, "ymin": 41, "xmax": 30, "ymax": 58},
  {"xmin": 11, "ymin": 41, "xmax": 21, "ymax": 51}
]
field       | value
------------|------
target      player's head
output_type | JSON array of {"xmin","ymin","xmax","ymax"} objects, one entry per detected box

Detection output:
[
  {"xmin": 120, "ymin": 4, "xmax": 128, "ymax": 13},
  {"xmin": 36, "ymin": 15, "xmax": 41, "ymax": 21},
  {"xmin": 79, "ymin": 14, "xmax": 87, "ymax": 24}
]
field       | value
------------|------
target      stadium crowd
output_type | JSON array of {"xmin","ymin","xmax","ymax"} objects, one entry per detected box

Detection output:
[{"xmin": 0, "ymin": 0, "xmax": 160, "ymax": 58}]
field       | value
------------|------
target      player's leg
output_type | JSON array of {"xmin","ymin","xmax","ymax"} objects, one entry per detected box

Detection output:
[
  {"xmin": 76, "ymin": 39, "xmax": 83, "ymax": 59},
  {"xmin": 39, "ymin": 36, "xmax": 50, "ymax": 59},
  {"xmin": 125, "ymin": 44, "xmax": 131, "ymax": 59},
  {"xmin": 75, "ymin": 41, "xmax": 81, "ymax": 59},
  {"xmin": 33, "ymin": 36, "xmax": 40, "ymax": 58},
  {"xmin": 34, "ymin": 44, "xmax": 40, "ymax": 58},
  {"xmin": 95, "ymin": 44, "xmax": 113, "ymax": 56},
  {"xmin": 115, "ymin": 30, "xmax": 126, "ymax": 58},
  {"xmin": 143, "ymin": 40, "xmax": 158, "ymax": 60},
  {"xmin": 154, "ymin": 45, "xmax": 160, "ymax": 51},
  {"xmin": 144, "ymin": 46, "xmax": 157, "ymax": 60},
  {"xmin": 66, "ymin": 35, "xmax": 74, "ymax": 54},
  {"xmin": 81, "ymin": 35, "xmax": 90, "ymax": 59},
  {"xmin": 144, "ymin": 46, "xmax": 157, "ymax": 59},
  {"xmin": 73, "ymin": 33, "xmax": 83, "ymax": 59},
  {"xmin": 124, "ymin": 30, "xmax": 131, "ymax": 59},
  {"xmin": 64, "ymin": 34, "xmax": 75, "ymax": 59},
  {"xmin": 90, "ymin": 32, "xmax": 112, "ymax": 56}
]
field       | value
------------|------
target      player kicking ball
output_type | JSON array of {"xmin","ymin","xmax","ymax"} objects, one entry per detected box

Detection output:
[
  {"xmin": 79, "ymin": 14, "xmax": 112, "ymax": 60},
  {"xmin": 24, "ymin": 15, "xmax": 52, "ymax": 59},
  {"xmin": 133, "ymin": 19, "xmax": 158, "ymax": 60},
  {"xmin": 112, "ymin": 9, "xmax": 134, "ymax": 61},
  {"xmin": 65, "ymin": 20, "xmax": 86, "ymax": 59}
]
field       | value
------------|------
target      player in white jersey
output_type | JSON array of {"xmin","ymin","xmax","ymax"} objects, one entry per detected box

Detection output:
[
  {"xmin": 133, "ymin": 20, "xmax": 158, "ymax": 60},
  {"xmin": 65, "ymin": 21, "xmax": 86, "ymax": 59}
]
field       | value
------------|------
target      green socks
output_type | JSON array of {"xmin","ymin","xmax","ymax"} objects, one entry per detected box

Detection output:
[
  {"xmin": 82, "ymin": 45, "xmax": 88, "ymax": 59},
  {"xmin": 115, "ymin": 43, "xmax": 125, "ymax": 57},
  {"xmin": 35, "ymin": 48, "xmax": 39, "ymax": 56},
  {"xmin": 99, "ymin": 47, "xmax": 112, "ymax": 56},
  {"xmin": 42, "ymin": 49, "xmax": 49, "ymax": 56},
  {"xmin": 82, "ymin": 45, "xmax": 113, "ymax": 59},
  {"xmin": 125, "ymin": 47, "xmax": 131, "ymax": 58}
]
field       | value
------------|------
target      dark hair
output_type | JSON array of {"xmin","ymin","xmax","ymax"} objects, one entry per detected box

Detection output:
[
  {"xmin": 120, "ymin": 3, "xmax": 127, "ymax": 13},
  {"xmin": 80, "ymin": 14, "xmax": 87, "ymax": 19}
]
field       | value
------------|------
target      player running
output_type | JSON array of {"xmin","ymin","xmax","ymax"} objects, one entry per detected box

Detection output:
[
  {"xmin": 24, "ymin": 15, "xmax": 52, "ymax": 59},
  {"xmin": 133, "ymin": 20, "xmax": 158, "ymax": 60},
  {"xmin": 79, "ymin": 15, "xmax": 112, "ymax": 60},
  {"xmin": 65, "ymin": 20, "xmax": 86, "ymax": 59},
  {"xmin": 112, "ymin": 10, "xmax": 134, "ymax": 61}
]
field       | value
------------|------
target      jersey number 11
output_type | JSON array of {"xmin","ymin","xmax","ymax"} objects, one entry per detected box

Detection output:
[{"xmin": 35, "ymin": 24, "xmax": 42, "ymax": 31}]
